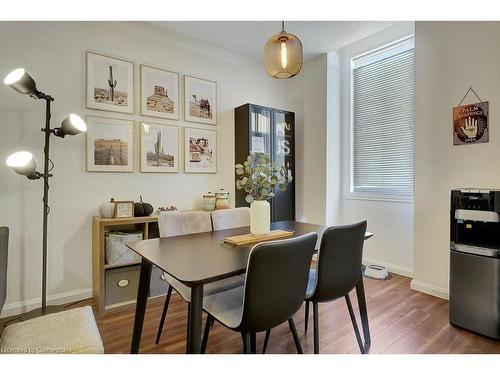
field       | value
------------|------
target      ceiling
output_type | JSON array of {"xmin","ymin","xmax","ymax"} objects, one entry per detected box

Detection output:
[{"xmin": 152, "ymin": 21, "xmax": 399, "ymax": 61}]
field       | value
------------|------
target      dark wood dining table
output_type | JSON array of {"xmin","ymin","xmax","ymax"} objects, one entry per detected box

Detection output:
[{"xmin": 127, "ymin": 221, "xmax": 373, "ymax": 354}]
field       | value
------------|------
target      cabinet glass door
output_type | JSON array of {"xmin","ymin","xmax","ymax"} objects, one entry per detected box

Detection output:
[
  {"xmin": 273, "ymin": 110, "xmax": 295, "ymax": 221},
  {"xmin": 250, "ymin": 106, "xmax": 272, "ymax": 157}
]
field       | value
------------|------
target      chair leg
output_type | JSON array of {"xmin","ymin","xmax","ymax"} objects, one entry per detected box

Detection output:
[
  {"xmin": 201, "ymin": 315, "xmax": 214, "ymax": 354},
  {"xmin": 288, "ymin": 318, "xmax": 303, "ymax": 354},
  {"xmin": 155, "ymin": 285, "xmax": 173, "ymax": 345},
  {"xmin": 304, "ymin": 300, "xmax": 310, "ymax": 332},
  {"xmin": 250, "ymin": 332, "xmax": 257, "ymax": 354},
  {"xmin": 313, "ymin": 302, "xmax": 319, "ymax": 354},
  {"xmin": 345, "ymin": 294, "xmax": 366, "ymax": 354},
  {"xmin": 262, "ymin": 330, "xmax": 271, "ymax": 354},
  {"xmin": 241, "ymin": 332, "xmax": 251, "ymax": 354}
]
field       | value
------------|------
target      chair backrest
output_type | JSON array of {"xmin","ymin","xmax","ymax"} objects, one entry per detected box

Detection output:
[
  {"xmin": 158, "ymin": 211, "xmax": 212, "ymax": 238},
  {"xmin": 239, "ymin": 232, "xmax": 317, "ymax": 332},
  {"xmin": 0, "ymin": 227, "xmax": 8, "ymax": 314},
  {"xmin": 211, "ymin": 207, "xmax": 250, "ymax": 231},
  {"xmin": 311, "ymin": 221, "xmax": 367, "ymax": 302}
]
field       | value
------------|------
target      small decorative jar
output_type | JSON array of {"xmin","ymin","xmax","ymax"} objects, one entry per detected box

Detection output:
[
  {"xmin": 203, "ymin": 192, "xmax": 217, "ymax": 211},
  {"xmin": 215, "ymin": 189, "xmax": 230, "ymax": 210}
]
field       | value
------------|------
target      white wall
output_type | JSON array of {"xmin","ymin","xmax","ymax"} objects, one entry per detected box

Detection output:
[
  {"xmin": 412, "ymin": 21, "xmax": 500, "ymax": 299},
  {"xmin": 286, "ymin": 55, "xmax": 330, "ymax": 225},
  {"xmin": 339, "ymin": 23, "xmax": 415, "ymax": 276},
  {"xmin": 0, "ymin": 21, "xmax": 289, "ymax": 317}
]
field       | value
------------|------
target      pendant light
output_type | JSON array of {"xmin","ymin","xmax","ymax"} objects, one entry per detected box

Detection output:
[{"xmin": 263, "ymin": 21, "xmax": 303, "ymax": 79}]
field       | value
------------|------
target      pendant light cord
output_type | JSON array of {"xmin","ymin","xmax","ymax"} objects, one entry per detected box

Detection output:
[{"xmin": 281, "ymin": 21, "xmax": 285, "ymax": 32}]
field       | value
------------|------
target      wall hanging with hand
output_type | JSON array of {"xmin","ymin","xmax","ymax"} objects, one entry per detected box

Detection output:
[{"xmin": 453, "ymin": 86, "xmax": 489, "ymax": 145}]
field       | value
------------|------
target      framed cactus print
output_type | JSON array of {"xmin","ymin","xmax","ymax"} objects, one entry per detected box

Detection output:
[
  {"xmin": 140, "ymin": 65, "xmax": 179, "ymax": 120},
  {"xmin": 140, "ymin": 122, "xmax": 179, "ymax": 173},
  {"xmin": 86, "ymin": 52, "xmax": 134, "ymax": 114},
  {"xmin": 184, "ymin": 75, "xmax": 217, "ymax": 125}
]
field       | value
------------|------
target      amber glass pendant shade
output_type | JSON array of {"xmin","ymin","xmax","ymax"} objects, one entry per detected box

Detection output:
[{"xmin": 264, "ymin": 22, "xmax": 303, "ymax": 79}]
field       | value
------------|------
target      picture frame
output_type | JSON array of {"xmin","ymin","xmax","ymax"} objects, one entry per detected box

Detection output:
[
  {"xmin": 114, "ymin": 201, "xmax": 134, "ymax": 218},
  {"xmin": 140, "ymin": 122, "xmax": 179, "ymax": 173},
  {"xmin": 86, "ymin": 116, "xmax": 134, "ymax": 172},
  {"xmin": 140, "ymin": 65, "xmax": 180, "ymax": 120},
  {"xmin": 184, "ymin": 127, "xmax": 217, "ymax": 174},
  {"xmin": 86, "ymin": 52, "xmax": 134, "ymax": 114},
  {"xmin": 184, "ymin": 75, "xmax": 217, "ymax": 125}
]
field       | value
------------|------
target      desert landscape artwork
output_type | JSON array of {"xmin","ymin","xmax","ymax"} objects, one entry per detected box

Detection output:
[
  {"xmin": 184, "ymin": 127, "xmax": 216, "ymax": 173},
  {"xmin": 184, "ymin": 76, "xmax": 217, "ymax": 125},
  {"xmin": 140, "ymin": 122, "xmax": 179, "ymax": 173},
  {"xmin": 86, "ymin": 116, "xmax": 134, "ymax": 172},
  {"xmin": 141, "ymin": 65, "xmax": 179, "ymax": 120},
  {"xmin": 87, "ymin": 52, "xmax": 134, "ymax": 113}
]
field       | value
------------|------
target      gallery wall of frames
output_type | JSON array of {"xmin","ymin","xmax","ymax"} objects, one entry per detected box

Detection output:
[{"xmin": 86, "ymin": 51, "xmax": 218, "ymax": 174}]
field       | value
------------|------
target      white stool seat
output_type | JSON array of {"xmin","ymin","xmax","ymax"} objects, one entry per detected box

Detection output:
[{"xmin": 0, "ymin": 306, "xmax": 104, "ymax": 354}]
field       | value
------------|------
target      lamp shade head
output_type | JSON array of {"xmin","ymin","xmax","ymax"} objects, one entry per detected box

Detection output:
[
  {"xmin": 6, "ymin": 151, "xmax": 37, "ymax": 177},
  {"xmin": 3, "ymin": 68, "xmax": 37, "ymax": 95},
  {"xmin": 60, "ymin": 114, "xmax": 87, "ymax": 136},
  {"xmin": 264, "ymin": 30, "xmax": 303, "ymax": 79}
]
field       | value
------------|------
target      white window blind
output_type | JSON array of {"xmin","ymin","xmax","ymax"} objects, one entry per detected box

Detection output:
[{"xmin": 351, "ymin": 36, "xmax": 415, "ymax": 197}]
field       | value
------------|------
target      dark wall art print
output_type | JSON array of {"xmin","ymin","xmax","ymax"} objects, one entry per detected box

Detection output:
[{"xmin": 453, "ymin": 101, "xmax": 489, "ymax": 145}]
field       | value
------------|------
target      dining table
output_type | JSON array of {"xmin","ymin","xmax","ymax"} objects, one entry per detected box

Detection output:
[{"xmin": 126, "ymin": 220, "xmax": 373, "ymax": 354}]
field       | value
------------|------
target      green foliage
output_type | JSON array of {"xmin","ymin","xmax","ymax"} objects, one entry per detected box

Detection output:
[{"xmin": 235, "ymin": 153, "xmax": 292, "ymax": 201}]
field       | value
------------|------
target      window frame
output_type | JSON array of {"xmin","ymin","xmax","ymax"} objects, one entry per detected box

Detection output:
[{"xmin": 346, "ymin": 34, "xmax": 415, "ymax": 203}]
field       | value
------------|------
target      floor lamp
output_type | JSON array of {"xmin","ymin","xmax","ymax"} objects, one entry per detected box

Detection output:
[{"xmin": 4, "ymin": 68, "xmax": 87, "ymax": 317}]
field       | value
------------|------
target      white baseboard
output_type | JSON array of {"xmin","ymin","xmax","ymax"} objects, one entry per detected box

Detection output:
[
  {"xmin": 410, "ymin": 279, "xmax": 449, "ymax": 300},
  {"xmin": 0, "ymin": 288, "xmax": 93, "ymax": 318},
  {"xmin": 362, "ymin": 257, "xmax": 414, "ymax": 278}
]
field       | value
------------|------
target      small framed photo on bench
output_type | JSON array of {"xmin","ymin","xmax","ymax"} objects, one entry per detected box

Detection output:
[{"xmin": 114, "ymin": 201, "xmax": 134, "ymax": 218}]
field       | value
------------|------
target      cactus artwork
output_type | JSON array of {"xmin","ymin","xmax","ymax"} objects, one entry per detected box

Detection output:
[
  {"xmin": 108, "ymin": 65, "xmax": 117, "ymax": 102},
  {"xmin": 154, "ymin": 131, "xmax": 162, "ymax": 166},
  {"xmin": 88, "ymin": 52, "xmax": 132, "ymax": 112}
]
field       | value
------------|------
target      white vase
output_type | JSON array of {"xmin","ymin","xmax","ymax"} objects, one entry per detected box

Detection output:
[{"xmin": 250, "ymin": 200, "xmax": 270, "ymax": 236}]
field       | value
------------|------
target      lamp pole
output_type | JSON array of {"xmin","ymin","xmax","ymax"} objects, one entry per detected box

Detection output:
[{"xmin": 41, "ymin": 95, "xmax": 54, "ymax": 315}]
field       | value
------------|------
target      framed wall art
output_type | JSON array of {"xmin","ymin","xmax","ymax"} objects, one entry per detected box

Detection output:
[
  {"xmin": 86, "ymin": 52, "xmax": 134, "ymax": 113},
  {"xmin": 140, "ymin": 122, "xmax": 179, "ymax": 173},
  {"xmin": 184, "ymin": 75, "xmax": 217, "ymax": 125},
  {"xmin": 184, "ymin": 127, "xmax": 217, "ymax": 173},
  {"xmin": 86, "ymin": 116, "xmax": 134, "ymax": 172},
  {"xmin": 453, "ymin": 101, "xmax": 489, "ymax": 145},
  {"xmin": 140, "ymin": 65, "xmax": 179, "ymax": 120}
]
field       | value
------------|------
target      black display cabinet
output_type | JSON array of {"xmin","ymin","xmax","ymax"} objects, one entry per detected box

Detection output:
[{"xmin": 234, "ymin": 103, "xmax": 295, "ymax": 221}]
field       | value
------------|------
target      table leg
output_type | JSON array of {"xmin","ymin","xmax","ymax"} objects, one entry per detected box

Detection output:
[
  {"xmin": 355, "ymin": 274, "xmax": 371, "ymax": 347},
  {"xmin": 186, "ymin": 284, "xmax": 204, "ymax": 353},
  {"xmin": 130, "ymin": 258, "xmax": 152, "ymax": 354}
]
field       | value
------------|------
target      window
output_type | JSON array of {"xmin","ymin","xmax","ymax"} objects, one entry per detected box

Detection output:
[{"xmin": 351, "ymin": 36, "xmax": 415, "ymax": 198}]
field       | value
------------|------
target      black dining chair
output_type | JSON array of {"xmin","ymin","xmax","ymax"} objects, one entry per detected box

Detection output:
[
  {"xmin": 200, "ymin": 232, "xmax": 318, "ymax": 354},
  {"xmin": 261, "ymin": 222, "xmax": 370, "ymax": 354},
  {"xmin": 303, "ymin": 221, "xmax": 368, "ymax": 354}
]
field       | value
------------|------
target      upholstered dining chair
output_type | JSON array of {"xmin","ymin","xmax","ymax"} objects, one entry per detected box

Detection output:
[
  {"xmin": 155, "ymin": 211, "xmax": 244, "ymax": 345},
  {"xmin": 304, "ymin": 221, "xmax": 368, "ymax": 354},
  {"xmin": 211, "ymin": 207, "xmax": 250, "ymax": 231},
  {"xmin": 200, "ymin": 233, "xmax": 318, "ymax": 354},
  {"xmin": 0, "ymin": 227, "xmax": 104, "ymax": 354}
]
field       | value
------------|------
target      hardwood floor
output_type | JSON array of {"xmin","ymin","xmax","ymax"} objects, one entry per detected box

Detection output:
[{"xmin": 90, "ymin": 273, "xmax": 500, "ymax": 354}]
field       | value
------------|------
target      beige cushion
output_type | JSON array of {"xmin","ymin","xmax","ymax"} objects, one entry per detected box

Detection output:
[
  {"xmin": 0, "ymin": 306, "xmax": 104, "ymax": 354},
  {"xmin": 211, "ymin": 207, "xmax": 250, "ymax": 231},
  {"xmin": 158, "ymin": 211, "xmax": 212, "ymax": 237}
]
